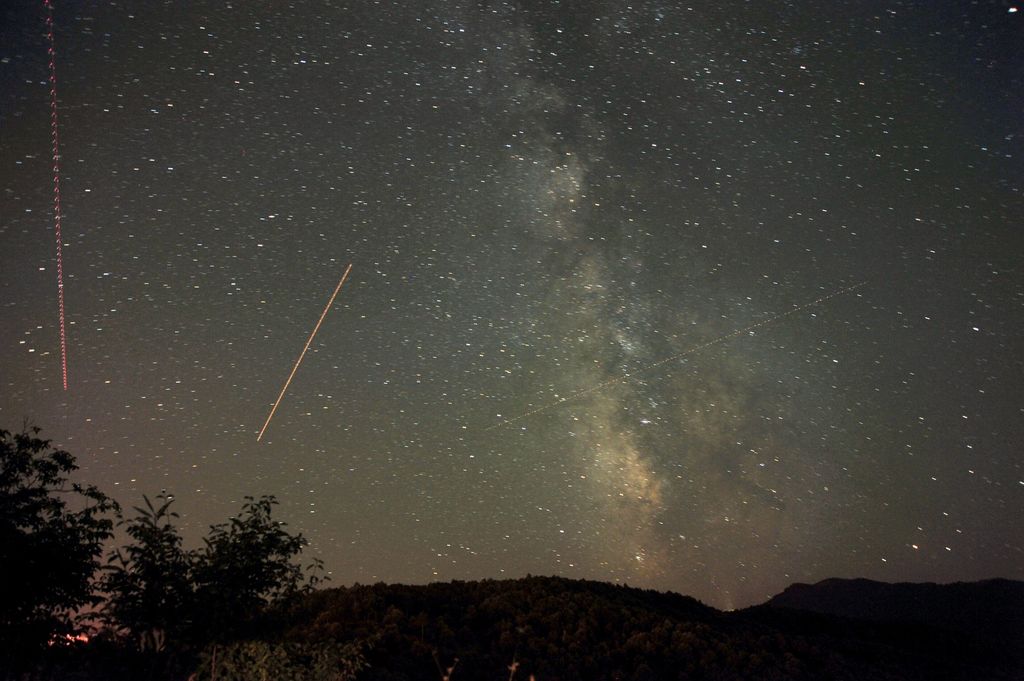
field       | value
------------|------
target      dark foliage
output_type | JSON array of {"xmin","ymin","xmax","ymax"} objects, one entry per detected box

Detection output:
[
  {"xmin": 0, "ymin": 427, "xmax": 117, "ymax": 675},
  {"xmin": 190, "ymin": 638, "xmax": 370, "ymax": 681},
  {"xmin": 20, "ymin": 565, "xmax": 1024, "ymax": 681},
  {"xmin": 0, "ymin": 423, "xmax": 330, "ymax": 680},
  {"xmin": 263, "ymin": 575, "xmax": 1024, "ymax": 681},
  {"xmin": 191, "ymin": 495, "xmax": 311, "ymax": 643},
  {"xmin": 5, "ymin": 425, "xmax": 1022, "ymax": 680},
  {"xmin": 95, "ymin": 492, "xmax": 319, "ymax": 676},
  {"xmin": 100, "ymin": 494, "xmax": 194, "ymax": 651}
]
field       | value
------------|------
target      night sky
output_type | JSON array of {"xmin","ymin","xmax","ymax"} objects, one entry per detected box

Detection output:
[{"xmin": 2, "ymin": 1, "xmax": 1022, "ymax": 610}]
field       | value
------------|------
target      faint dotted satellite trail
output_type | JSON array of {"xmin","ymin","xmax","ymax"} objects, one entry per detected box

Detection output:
[{"xmin": 485, "ymin": 281, "xmax": 867, "ymax": 431}]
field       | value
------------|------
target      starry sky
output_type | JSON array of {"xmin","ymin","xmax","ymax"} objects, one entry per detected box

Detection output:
[{"xmin": 2, "ymin": 1, "xmax": 1022, "ymax": 610}]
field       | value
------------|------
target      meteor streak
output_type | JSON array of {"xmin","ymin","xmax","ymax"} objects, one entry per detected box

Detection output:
[
  {"xmin": 257, "ymin": 263, "xmax": 353, "ymax": 442},
  {"xmin": 485, "ymin": 281, "xmax": 866, "ymax": 431}
]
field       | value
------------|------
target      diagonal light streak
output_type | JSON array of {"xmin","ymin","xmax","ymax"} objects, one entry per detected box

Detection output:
[
  {"xmin": 485, "ymin": 281, "xmax": 866, "ymax": 431},
  {"xmin": 257, "ymin": 263, "xmax": 353, "ymax": 441}
]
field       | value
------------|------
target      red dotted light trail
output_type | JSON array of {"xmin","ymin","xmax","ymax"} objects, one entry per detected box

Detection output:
[{"xmin": 45, "ymin": 0, "xmax": 69, "ymax": 391}]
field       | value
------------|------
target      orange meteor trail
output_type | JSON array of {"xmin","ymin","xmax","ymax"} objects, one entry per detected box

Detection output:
[
  {"xmin": 257, "ymin": 263, "xmax": 353, "ymax": 442},
  {"xmin": 485, "ymin": 281, "xmax": 866, "ymax": 431}
]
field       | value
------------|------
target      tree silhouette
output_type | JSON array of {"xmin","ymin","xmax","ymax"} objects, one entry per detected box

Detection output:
[
  {"xmin": 0, "ymin": 424, "xmax": 329, "ymax": 679},
  {"xmin": 100, "ymin": 493, "xmax": 193, "ymax": 651},
  {"xmin": 191, "ymin": 495, "xmax": 309, "ymax": 642},
  {"xmin": 101, "ymin": 493, "xmax": 317, "ymax": 652},
  {"xmin": 0, "ymin": 427, "xmax": 117, "ymax": 673}
]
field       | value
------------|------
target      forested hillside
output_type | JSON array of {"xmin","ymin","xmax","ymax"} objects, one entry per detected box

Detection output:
[{"xmin": 248, "ymin": 575, "xmax": 1023, "ymax": 681}]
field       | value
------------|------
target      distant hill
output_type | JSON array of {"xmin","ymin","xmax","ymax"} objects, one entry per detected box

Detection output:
[
  {"xmin": 757, "ymin": 577, "xmax": 1024, "ymax": 670},
  {"xmin": 764, "ymin": 577, "xmax": 1024, "ymax": 637},
  {"xmin": 253, "ymin": 575, "xmax": 1024, "ymax": 681}
]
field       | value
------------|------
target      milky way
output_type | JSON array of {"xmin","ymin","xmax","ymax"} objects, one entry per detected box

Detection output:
[{"xmin": 1, "ymin": 1, "xmax": 1021, "ymax": 608}]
